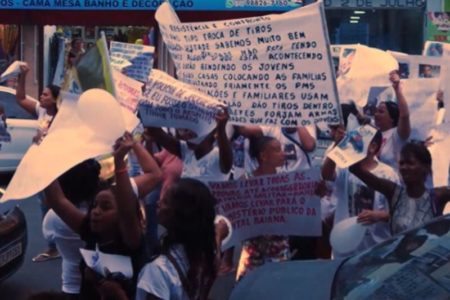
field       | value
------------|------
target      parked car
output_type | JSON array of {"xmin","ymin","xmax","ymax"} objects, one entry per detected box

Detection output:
[
  {"xmin": 0, "ymin": 188, "xmax": 27, "ymax": 283},
  {"xmin": 0, "ymin": 86, "xmax": 38, "ymax": 173}
]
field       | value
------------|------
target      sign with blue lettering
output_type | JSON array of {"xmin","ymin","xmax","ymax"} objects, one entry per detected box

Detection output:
[{"xmin": 0, "ymin": 0, "xmax": 303, "ymax": 11}]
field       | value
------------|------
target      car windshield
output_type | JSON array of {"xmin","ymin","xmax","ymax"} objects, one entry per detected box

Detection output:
[{"xmin": 0, "ymin": 88, "xmax": 36, "ymax": 120}]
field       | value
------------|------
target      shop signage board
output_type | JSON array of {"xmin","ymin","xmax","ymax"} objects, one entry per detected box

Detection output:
[{"xmin": 0, "ymin": 0, "xmax": 426, "ymax": 11}]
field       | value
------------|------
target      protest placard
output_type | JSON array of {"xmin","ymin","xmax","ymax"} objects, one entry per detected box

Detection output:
[
  {"xmin": 209, "ymin": 168, "xmax": 321, "ymax": 250},
  {"xmin": 336, "ymin": 45, "xmax": 398, "ymax": 107},
  {"xmin": 155, "ymin": 1, "xmax": 340, "ymax": 127},
  {"xmin": 0, "ymin": 61, "xmax": 27, "ymax": 83},
  {"xmin": 110, "ymin": 41, "xmax": 155, "ymax": 83},
  {"xmin": 113, "ymin": 70, "xmax": 142, "ymax": 112},
  {"xmin": 327, "ymin": 125, "xmax": 377, "ymax": 168},
  {"xmin": 388, "ymin": 51, "xmax": 446, "ymax": 80},
  {"xmin": 138, "ymin": 69, "xmax": 223, "ymax": 138}
]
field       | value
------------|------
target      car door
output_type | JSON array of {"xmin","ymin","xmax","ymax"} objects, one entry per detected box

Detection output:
[{"xmin": 0, "ymin": 86, "xmax": 37, "ymax": 173}]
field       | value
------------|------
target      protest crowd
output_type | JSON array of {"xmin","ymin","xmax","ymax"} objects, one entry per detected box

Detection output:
[{"xmin": 2, "ymin": 1, "xmax": 450, "ymax": 299}]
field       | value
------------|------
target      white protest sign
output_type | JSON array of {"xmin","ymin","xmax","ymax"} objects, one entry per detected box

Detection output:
[
  {"xmin": 155, "ymin": 1, "xmax": 340, "ymax": 127},
  {"xmin": 0, "ymin": 61, "xmax": 27, "ymax": 82},
  {"xmin": 110, "ymin": 41, "xmax": 155, "ymax": 83},
  {"xmin": 337, "ymin": 45, "xmax": 398, "ymax": 107},
  {"xmin": 1, "ymin": 90, "xmax": 137, "ymax": 202},
  {"xmin": 138, "ymin": 69, "xmax": 222, "ymax": 138},
  {"xmin": 402, "ymin": 78, "xmax": 441, "ymax": 141},
  {"xmin": 209, "ymin": 169, "xmax": 322, "ymax": 250},
  {"xmin": 113, "ymin": 69, "xmax": 142, "ymax": 112},
  {"xmin": 80, "ymin": 248, "xmax": 133, "ymax": 279},
  {"xmin": 327, "ymin": 125, "xmax": 377, "ymax": 168},
  {"xmin": 388, "ymin": 51, "xmax": 446, "ymax": 80}
]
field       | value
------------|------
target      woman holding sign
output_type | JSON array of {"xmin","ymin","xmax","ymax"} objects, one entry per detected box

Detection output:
[
  {"xmin": 16, "ymin": 63, "xmax": 61, "ymax": 262},
  {"xmin": 373, "ymin": 70, "xmax": 411, "ymax": 170},
  {"xmin": 350, "ymin": 142, "xmax": 450, "ymax": 235},
  {"xmin": 235, "ymin": 135, "xmax": 290, "ymax": 281}
]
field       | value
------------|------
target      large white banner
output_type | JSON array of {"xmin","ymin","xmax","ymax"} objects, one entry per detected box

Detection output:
[
  {"xmin": 110, "ymin": 41, "xmax": 155, "ymax": 83},
  {"xmin": 337, "ymin": 45, "xmax": 398, "ymax": 108},
  {"xmin": 155, "ymin": 2, "xmax": 340, "ymax": 127},
  {"xmin": 388, "ymin": 51, "xmax": 446, "ymax": 80},
  {"xmin": 1, "ymin": 90, "xmax": 138, "ymax": 202},
  {"xmin": 138, "ymin": 69, "xmax": 223, "ymax": 138},
  {"xmin": 209, "ymin": 169, "xmax": 322, "ymax": 250}
]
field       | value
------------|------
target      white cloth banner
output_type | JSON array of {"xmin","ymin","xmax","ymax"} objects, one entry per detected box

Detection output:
[
  {"xmin": 337, "ymin": 45, "xmax": 398, "ymax": 107},
  {"xmin": 110, "ymin": 41, "xmax": 155, "ymax": 83},
  {"xmin": 155, "ymin": 1, "xmax": 340, "ymax": 127},
  {"xmin": 327, "ymin": 125, "xmax": 377, "ymax": 168},
  {"xmin": 209, "ymin": 169, "xmax": 322, "ymax": 250},
  {"xmin": 113, "ymin": 69, "xmax": 142, "ymax": 112},
  {"xmin": 1, "ymin": 90, "xmax": 138, "ymax": 202},
  {"xmin": 423, "ymin": 41, "xmax": 450, "ymax": 58},
  {"xmin": 138, "ymin": 69, "xmax": 222, "ymax": 138}
]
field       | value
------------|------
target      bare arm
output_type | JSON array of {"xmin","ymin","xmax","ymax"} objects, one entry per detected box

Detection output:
[
  {"xmin": 216, "ymin": 106, "xmax": 233, "ymax": 174},
  {"xmin": 131, "ymin": 140, "xmax": 163, "ymax": 198},
  {"xmin": 44, "ymin": 180, "xmax": 85, "ymax": 234},
  {"xmin": 16, "ymin": 65, "xmax": 38, "ymax": 117},
  {"xmin": 390, "ymin": 71, "xmax": 410, "ymax": 140},
  {"xmin": 297, "ymin": 126, "xmax": 316, "ymax": 152},
  {"xmin": 113, "ymin": 133, "xmax": 143, "ymax": 250},
  {"xmin": 145, "ymin": 127, "xmax": 181, "ymax": 158},
  {"xmin": 349, "ymin": 162, "xmax": 397, "ymax": 202}
]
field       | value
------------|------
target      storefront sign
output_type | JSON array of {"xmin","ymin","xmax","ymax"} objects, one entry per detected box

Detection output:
[
  {"xmin": 324, "ymin": 0, "xmax": 425, "ymax": 9},
  {"xmin": 426, "ymin": 12, "xmax": 450, "ymax": 42},
  {"xmin": 0, "ymin": 0, "xmax": 303, "ymax": 11}
]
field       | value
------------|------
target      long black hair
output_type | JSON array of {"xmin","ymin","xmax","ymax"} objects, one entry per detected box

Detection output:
[{"xmin": 160, "ymin": 178, "xmax": 217, "ymax": 299}]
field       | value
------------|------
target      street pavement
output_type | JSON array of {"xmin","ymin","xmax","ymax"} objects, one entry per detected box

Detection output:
[{"xmin": 0, "ymin": 189, "xmax": 236, "ymax": 300}]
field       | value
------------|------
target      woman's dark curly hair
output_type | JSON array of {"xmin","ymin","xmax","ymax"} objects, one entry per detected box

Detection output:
[
  {"xmin": 160, "ymin": 178, "xmax": 217, "ymax": 299},
  {"xmin": 46, "ymin": 84, "xmax": 60, "ymax": 100}
]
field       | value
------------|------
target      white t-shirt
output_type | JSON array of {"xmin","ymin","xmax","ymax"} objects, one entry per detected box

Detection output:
[
  {"xmin": 136, "ymin": 245, "xmax": 190, "ymax": 300},
  {"xmin": 257, "ymin": 125, "xmax": 316, "ymax": 173},
  {"xmin": 35, "ymin": 104, "xmax": 54, "ymax": 143},
  {"xmin": 180, "ymin": 141, "xmax": 230, "ymax": 182},
  {"xmin": 43, "ymin": 208, "xmax": 86, "ymax": 294},
  {"xmin": 379, "ymin": 127, "xmax": 406, "ymax": 171},
  {"xmin": 333, "ymin": 161, "xmax": 399, "ymax": 257}
]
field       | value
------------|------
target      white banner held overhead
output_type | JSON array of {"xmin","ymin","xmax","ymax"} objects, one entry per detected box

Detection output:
[
  {"xmin": 138, "ymin": 69, "xmax": 223, "ymax": 138},
  {"xmin": 155, "ymin": 1, "xmax": 340, "ymax": 127},
  {"xmin": 209, "ymin": 169, "xmax": 322, "ymax": 250},
  {"xmin": 110, "ymin": 41, "xmax": 155, "ymax": 83}
]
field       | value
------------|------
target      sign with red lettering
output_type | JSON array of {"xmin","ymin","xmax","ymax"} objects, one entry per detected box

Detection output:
[{"xmin": 209, "ymin": 169, "xmax": 322, "ymax": 250}]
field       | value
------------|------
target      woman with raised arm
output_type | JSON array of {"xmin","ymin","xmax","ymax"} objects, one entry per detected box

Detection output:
[
  {"xmin": 374, "ymin": 70, "xmax": 411, "ymax": 170},
  {"xmin": 44, "ymin": 132, "xmax": 162, "ymax": 300},
  {"xmin": 350, "ymin": 142, "xmax": 450, "ymax": 235}
]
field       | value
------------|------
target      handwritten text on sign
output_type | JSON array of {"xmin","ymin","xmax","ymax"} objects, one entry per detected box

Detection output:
[
  {"xmin": 209, "ymin": 169, "xmax": 322, "ymax": 250},
  {"xmin": 110, "ymin": 41, "xmax": 155, "ymax": 83},
  {"xmin": 138, "ymin": 69, "xmax": 222, "ymax": 137},
  {"xmin": 155, "ymin": 2, "xmax": 340, "ymax": 127}
]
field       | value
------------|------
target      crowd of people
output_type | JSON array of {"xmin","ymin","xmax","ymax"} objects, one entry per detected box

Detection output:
[{"xmin": 12, "ymin": 36, "xmax": 450, "ymax": 300}]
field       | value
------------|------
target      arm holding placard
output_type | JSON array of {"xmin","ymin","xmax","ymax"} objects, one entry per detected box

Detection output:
[
  {"xmin": 216, "ymin": 106, "xmax": 233, "ymax": 174},
  {"xmin": 349, "ymin": 162, "xmax": 397, "ymax": 205},
  {"xmin": 145, "ymin": 127, "xmax": 182, "ymax": 158},
  {"xmin": 297, "ymin": 126, "xmax": 316, "ymax": 152},
  {"xmin": 390, "ymin": 70, "xmax": 411, "ymax": 140},
  {"xmin": 321, "ymin": 125, "xmax": 346, "ymax": 181}
]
